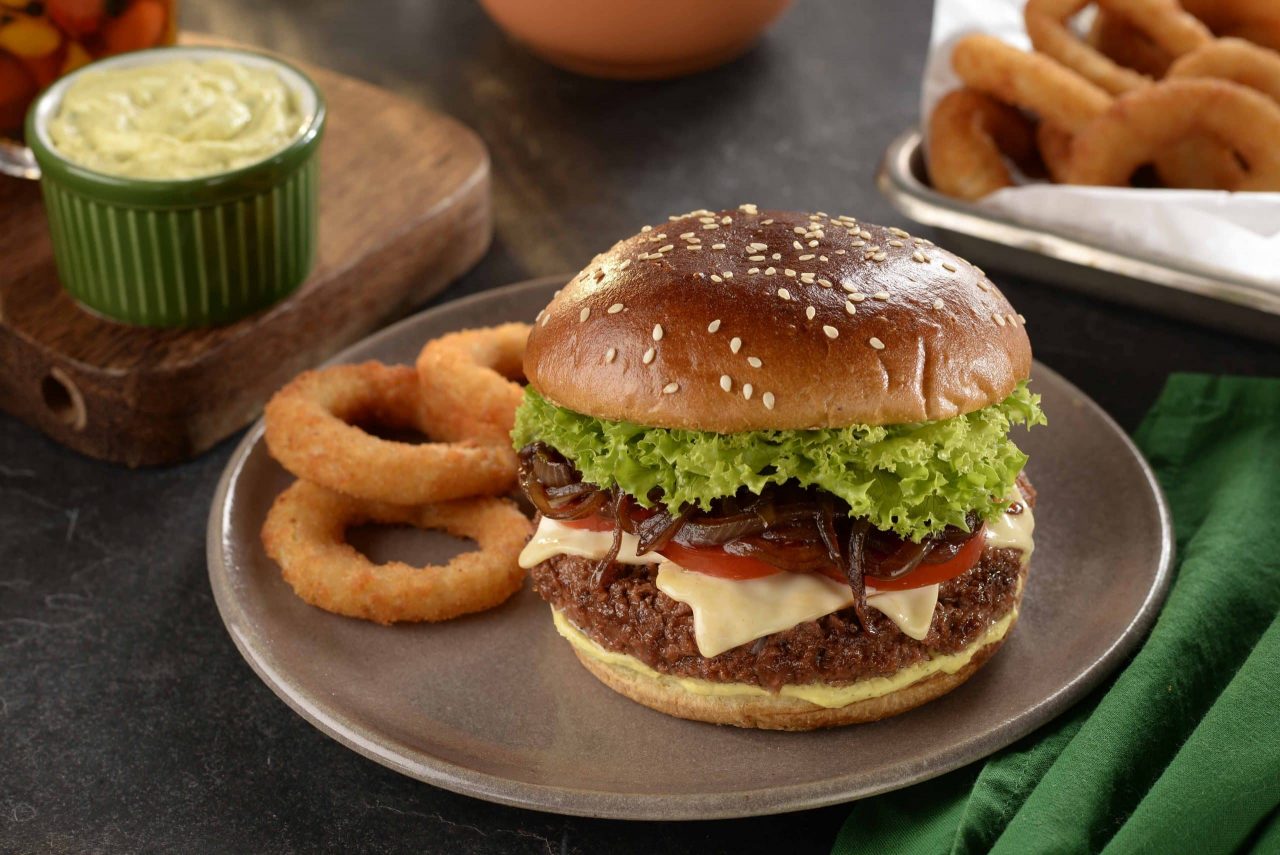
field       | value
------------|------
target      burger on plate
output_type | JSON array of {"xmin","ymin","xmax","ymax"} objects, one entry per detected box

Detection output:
[{"xmin": 512, "ymin": 206, "xmax": 1045, "ymax": 730}]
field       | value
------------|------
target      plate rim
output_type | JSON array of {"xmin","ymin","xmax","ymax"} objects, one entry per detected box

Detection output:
[{"xmin": 207, "ymin": 275, "xmax": 1175, "ymax": 820}]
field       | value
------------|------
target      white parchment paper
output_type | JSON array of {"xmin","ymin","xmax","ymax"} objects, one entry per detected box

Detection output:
[{"xmin": 921, "ymin": 0, "xmax": 1280, "ymax": 289}]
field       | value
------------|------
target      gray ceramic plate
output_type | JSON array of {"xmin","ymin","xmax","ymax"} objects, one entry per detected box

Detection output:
[{"xmin": 207, "ymin": 276, "xmax": 1174, "ymax": 820}]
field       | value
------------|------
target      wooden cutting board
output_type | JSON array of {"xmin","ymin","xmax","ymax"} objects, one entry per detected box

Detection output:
[{"xmin": 0, "ymin": 35, "xmax": 491, "ymax": 466}]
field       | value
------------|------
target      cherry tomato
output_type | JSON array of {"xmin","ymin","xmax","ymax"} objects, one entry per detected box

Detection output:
[
  {"xmin": 656, "ymin": 541, "xmax": 781, "ymax": 580},
  {"xmin": 101, "ymin": 0, "xmax": 166, "ymax": 55},
  {"xmin": 47, "ymin": 0, "xmax": 106, "ymax": 38}
]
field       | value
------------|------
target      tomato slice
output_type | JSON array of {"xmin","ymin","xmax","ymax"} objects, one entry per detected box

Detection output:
[
  {"xmin": 866, "ymin": 526, "xmax": 986, "ymax": 591},
  {"xmin": 557, "ymin": 514, "xmax": 987, "ymax": 590}
]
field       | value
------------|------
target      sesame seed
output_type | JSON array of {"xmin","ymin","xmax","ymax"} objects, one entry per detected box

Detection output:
[
  {"xmin": 850, "ymin": 239, "xmax": 865, "ymax": 248},
  {"xmin": 799, "ymin": 254, "xmax": 815, "ymax": 261},
  {"xmin": 708, "ymin": 319, "xmax": 722, "ymax": 333},
  {"xmin": 819, "ymin": 255, "xmax": 828, "ymax": 261},
  {"xmin": 889, "ymin": 227, "xmax": 910, "ymax": 238},
  {"xmin": 742, "ymin": 383, "xmax": 754, "ymax": 400},
  {"xmin": 869, "ymin": 337, "xmax": 885, "ymax": 350},
  {"xmin": 808, "ymin": 240, "xmax": 819, "ymax": 247},
  {"xmin": 933, "ymin": 298, "xmax": 944, "ymax": 310},
  {"xmin": 748, "ymin": 267, "xmax": 760, "ymax": 274},
  {"xmin": 835, "ymin": 249, "xmax": 847, "ymax": 255},
  {"xmin": 765, "ymin": 267, "xmax": 777, "ymax": 276},
  {"xmin": 680, "ymin": 231, "xmax": 695, "ymax": 239},
  {"xmin": 686, "ymin": 245, "xmax": 703, "ymax": 250},
  {"xmin": 977, "ymin": 280, "xmax": 992, "ymax": 292},
  {"xmin": 800, "ymin": 273, "xmax": 816, "ymax": 282},
  {"xmin": 747, "ymin": 356, "xmax": 763, "ymax": 368},
  {"xmin": 619, "ymin": 259, "xmax": 631, "ymax": 270},
  {"xmin": 643, "ymin": 347, "xmax": 656, "ymax": 364},
  {"xmin": 749, "ymin": 242, "xmax": 767, "ymax": 251},
  {"xmin": 818, "ymin": 278, "xmax": 833, "ymax": 288},
  {"xmin": 711, "ymin": 274, "xmax": 723, "ymax": 283},
  {"xmin": 850, "ymin": 293, "xmax": 867, "ymax": 302},
  {"xmin": 579, "ymin": 307, "xmax": 591, "ymax": 322},
  {"xmin": 777, "ymin": 288, "xmax": 791, "ymax": 300},
  {"xmin": 912, "ymin": 251, "xmax": 926, "ymax": 263},
  {"xmin": 823, "ymin": 325, "xmax": 839, "ymax": 339},
  {"xmin": 608, "ymin": 302, "xmax": 624, "ymax": 314},
  {"xmin": 541, "ymin": 314, "xmax": 550, "ymax": 327},
  {"xmin": 860, "ymin": 230, "xmax": 872, "ymax": 240},
  {"xmin": 889, "ymin": 239, "xmax": 904, "ymax": 247},
  {"xmin": 730, "ymin": 337, "xmax": 742, "ymax": 353},
  {"xmin": 1007, "ymin": 313, "xmax": 1018, "ymax": 325},
  {"xmin": 605, "ymin": 347, "xmax": 617, "ymax": 363},
  {"xmin": 659, "ymin": 244, "xmax": 674, "ymax": 253},
  {"xmin": 994, "ymin": 313, "xmax": 1006, "ymax": 326},
  {"xmin": 663, "ymin": 382, "xmax": 680, "ymax": 394},
  {"xmin": 873, "ymin": 291, "xmax": 890, "ymax": 300},
  {"xmin": 641, "ymin": 225, "xmax": 653, "ymax": 232},
  {"xmin": 810, "ymin": 213, "xmax": 823, "ymax": 220},
  {"xmin": 772, "ymin": 253, "xmax": 782, "ymax": 260},
  {"xmin": 793, "ymin": 240, "xmax": 803, "ymax": 250},
  {"xmin": 712, "ymin": 243, "xmax": 726, "ymax": 250},
  {"xmin": 761, "ymin": 218, "xmax": 774, "ymax": 225},
  {"xmin": 702, "ymin": 224, "xmax": 718, "ymax": 230},
  {"xmin": 794, "ymin": 226, "xmax": 807, "ymax": 235},
  {"xmin": 723, "ymin": 271, "xmax": 733, "ymax": 278},
  {"xmin": 806, "ymin": 305, "xmax": 817, "ymax": 320},
  {"xmin": 762, "ymin": 392, "xmax": 776, "ymax": 410},
  {"xmin": 652, "ymin": 324, "xmax": 664, "ymax": 341},
  {"xmin": 1018, "ymin": 313, "xmax": 1027, "ymax": 323},
  {"xmin": 941, "ymin": 261, "xmax": 956, "ymax": 272},
  {"xmin": 749, "ymin": 255, "xmax": 766, "ymax": 262},
  {"xmin": 721, "ymin": 216, "xmax": 731, "ymax": 224},
  {"xmin": 720, "ymin": 374, "xmax": 733, "ymax": 392},
  {"xmin": 974, "ymin": 266, "xmax": 985, "ymax": 276},
  {"xmin": 739, "ymin": 203, "xmax": 758, "ymax": 214},
  {"xmin": 699, "ymin": 217, "xmax": 715, "ymax": 224},
  {"xmin": 845, "ymin": 300, "xmax": 857, "ymax": 314},
  {"xmin": 784, "ymin": 269, "xmax": 796, "ymax": 277},
  {"xmin": 840, "ymin": 281, "xmax": 858, "ymax": 292}
]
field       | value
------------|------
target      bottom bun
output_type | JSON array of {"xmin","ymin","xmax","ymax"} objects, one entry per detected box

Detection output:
[{"xmin": 568, "ymin": 616, "xmax": 1016, "ymax": 731}]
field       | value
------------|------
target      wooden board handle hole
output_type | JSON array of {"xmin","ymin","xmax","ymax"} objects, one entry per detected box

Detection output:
[{"xmin": 41, "ymin": 368, "xmax": 87, "ymax": 432}]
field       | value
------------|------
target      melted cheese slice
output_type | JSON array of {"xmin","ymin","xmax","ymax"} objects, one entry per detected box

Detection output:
[
  {"xmin": 518, "ymin": 517, "xmax": 652, "ymax": 569},
  {"xmin": 985, "ymin": 488, "xmax": 1036, "ymax": 564}
]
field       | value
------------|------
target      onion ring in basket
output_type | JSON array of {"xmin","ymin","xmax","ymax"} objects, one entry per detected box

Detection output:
[
  {"xmin": 1064, "ymin": 78, "xmax": 1280, "ymax": 190},
  {"xmin": 926, "ymin": 89, "xmax": 1039, "ymax": 200},
  {"xmin": 1088, "ymin": 10, "xmax": 1173, "ymax": 77},
  {"xmin": 951, "ymin": 35, "xmax": 1111, "ymax": 133},
  {"xmin": 1181, "ymin": 0, "xmax": 1280, "ymax": 52},
  {"xmin": 1167, "ymin": 38, "xmax": 1280, "ymax": 102},
  {"xmin": 416, "ymin": 323, "xmax": 531, "ymax": 443},
  {"xmin": 264, "ymin": 361, "xmax": 517, "ymax": 505},
  {"xmin": 1036, "ymin": 122, "xmax": 1075, "ymax": 184},
  {"xmin": 262, "ymin": 480, "xmax": 532, "ymax": 624},
  {"xmin": 1026, "ymin": 0, "xmax": 1211, "ymax": 94}
]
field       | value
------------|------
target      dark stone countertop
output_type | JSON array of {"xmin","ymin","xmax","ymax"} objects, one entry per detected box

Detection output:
[{"xmin": 3, "ymin": 2, "xmax": 1279, "ymax": 852}]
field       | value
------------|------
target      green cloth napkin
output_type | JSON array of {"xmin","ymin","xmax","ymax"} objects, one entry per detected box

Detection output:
[{"xmin": 833, "ymin": 374, "xmax": 1280, "ymax": 855}]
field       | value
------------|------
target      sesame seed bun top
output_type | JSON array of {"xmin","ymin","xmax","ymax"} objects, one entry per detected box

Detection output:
[{"xmin": 524, "ymin": 206, "xmax": 1032, "ymax": 431}]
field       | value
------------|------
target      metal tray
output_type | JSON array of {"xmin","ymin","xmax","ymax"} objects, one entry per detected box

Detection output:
[{"xmin": 877, "ymin": 129, "xmax": 1280, "ymax": 344}]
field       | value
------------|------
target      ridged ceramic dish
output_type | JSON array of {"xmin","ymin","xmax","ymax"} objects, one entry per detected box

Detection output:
[{"xmin": 26, "ymin": 46, "xmax": 325, "ymax": 327}]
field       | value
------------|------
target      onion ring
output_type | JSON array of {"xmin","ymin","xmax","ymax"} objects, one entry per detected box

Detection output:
[
  {"xmin": 1064, "ymin": 78, "xmax": 1280, "ymax": 190},
  {"xmin": 264, "ymin": 361, "xmax": 517, "ymax": 505},
  {"xmin": 262, "ymin": 480, "xmax": 532, "ymax": 624},
  {"xmin": 926, "ymin": 88, "xmax": 1038, "ymax": 200},
  {"xmin": 951, "ymin": 34, "xmax": 1111, "ymax": 133},
  {"xmin": 1181, "ymin": 0, "xmax": 1280, "ymax": 52},
  {"xmin": 1026, "ymin": 0, "xmax": 1211, "ymax": 94},
  {"xmin": 1088, "ymin": 9, "xmax": 1173, "ymax": 77},
  {"xmin": 1036, "ymin": 122, "xmax": 1075, "ymax": 183},
  {"xmin": 1154, "ymin": 38, "xmax": 1280, "ymax": 189},
  {"xmin": 416, "ymin": 323, "xmax": 531, "ymax": 443}
]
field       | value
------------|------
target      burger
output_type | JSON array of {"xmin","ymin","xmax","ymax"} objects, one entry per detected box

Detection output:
[{"xmin": 512, "ymin": 206, "xmax": 1045, "ymax": 730}]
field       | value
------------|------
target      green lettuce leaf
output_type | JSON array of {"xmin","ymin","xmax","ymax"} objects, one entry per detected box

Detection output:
[{"xmin": 512, "ymin": 383, "xmax": 1046, "ymax": 541}]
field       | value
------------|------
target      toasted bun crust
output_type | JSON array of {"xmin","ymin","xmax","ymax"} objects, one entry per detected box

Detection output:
[
  {"xmin": 572, "ymin": 626, "xmax": 1011, "ymax": 730},
  {"xmin": 524, "ymin": 206, "xmax": 1032, "ymax": 431}
]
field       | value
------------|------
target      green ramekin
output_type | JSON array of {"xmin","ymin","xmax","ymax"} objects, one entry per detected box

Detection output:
[{"xmin": 26, "ymin": 46, "xmax": 326, "ymax": 327}]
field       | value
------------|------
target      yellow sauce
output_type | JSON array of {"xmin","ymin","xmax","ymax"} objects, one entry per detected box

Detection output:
[
  {"xmin": 47, "ymin": 58, "xmax": 305, "ymax": 179},
  {"xmin": 552, "ymin": 605, "xmax": 1017, "ymax": 709}
]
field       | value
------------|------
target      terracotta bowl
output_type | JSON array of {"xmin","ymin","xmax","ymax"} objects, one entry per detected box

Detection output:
[{"xmin": 476, "ymin": 0, "xmax": 794, "ymax": 80}]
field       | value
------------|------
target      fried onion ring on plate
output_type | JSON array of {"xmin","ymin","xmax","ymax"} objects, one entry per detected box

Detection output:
[
  {"xmin": 262, "ymin": 480, "xmax": 532, "ymax": 624},
  {"xmin": 1088, "ymin": 9, "xmax": 1173, "ymax": 77},
  {"xmin": 951, "ymin": 35, "xmax": 1112, "ymax": 133},
  {"xmin": 416, "ymin": 323, "xmax": 531, "ymax": 444},
  {"xmin": 1026, "ymin": 0, "xmax": 1211, "ymax": 94},
  {"xmin": 1168, "ymin": 38, "xmax": 1280, "ymax": 102},
  {"xmin": 264, "ymin": 361, "xmax": 517, "ymax": 505},
  {"xmin": 1064, "ymin": 78, "xmax": 1280, "ymax": 190},
  {"xmin": 926, "ymin": 89, "xmax": 1039, "ymax": 199}
]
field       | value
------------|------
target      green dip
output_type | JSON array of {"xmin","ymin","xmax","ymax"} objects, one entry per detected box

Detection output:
[{"xmin": 47, "ymin": 58, "xmax": 306, "ymax": 180}]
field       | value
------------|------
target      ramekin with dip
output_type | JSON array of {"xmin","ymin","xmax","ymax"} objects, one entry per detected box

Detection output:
[{"xmin": 26, "ymin": 46, "xmax": 325, "ymax": 327}]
